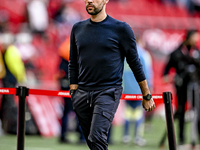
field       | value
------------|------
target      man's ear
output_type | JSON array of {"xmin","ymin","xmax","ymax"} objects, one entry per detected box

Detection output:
[{"xmin": 105, "ymin": 0, "xmax": 109, "ymax": 4}]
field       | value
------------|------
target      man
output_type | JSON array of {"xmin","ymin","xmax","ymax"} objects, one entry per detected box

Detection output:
[
  {"xmin": 69, "ymin": 0, "xmax": 155, "ymax": 149},
  {"xmin": 163, "ymin": 30, "xmax": 200, "ymax": 148}
]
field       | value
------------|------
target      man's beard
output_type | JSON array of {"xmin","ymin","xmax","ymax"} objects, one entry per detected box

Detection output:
[{"xmin": 86, "ymin": 3, "xmax": 104, "ymax": 15}]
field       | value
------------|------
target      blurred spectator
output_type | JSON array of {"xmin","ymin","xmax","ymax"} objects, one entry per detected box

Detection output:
[
  {"xmin": 55, "ymin": 37, "xmax": 85, "ymax": 143},
  {"xmin": 176, "ymin": 0, "xmax": 189, "ymax": 8},
  {"xmin": 26, "ymin": 0, "xmax": 49, "ymax": 36},
  {"xmin": 163, "ymin": 30, "xmax": 200, "ymax": 148},
  {"xmin": 47, "ymin": 0, "xmax": 81, "ymax": 48},
  {"xmin": 0, "ymin": 47, "xmax": 6, "ymax": 79},
  {"xmin": 53, "ymin": 3, "xmax": 81, "ymax": 26},
  {"xmin": 122, "ymin": 33, "xmax": 153, "ymax": 146},
  {"xmin": 61, "ymin": 7, "xmax": 81, "ymax": 26},
  {"xmin": 56, "ymin": 56, "xmax": 73, "ymax": 143},
  {"xmin": 53, "ymin": 1, "xmax": 66, "ymax": 23},
  {"xmin": 56, "ymin": 36, "xmax": 71, "ymax": 143},
  {"xmin": 188, "ymin": 0, "xmax": 200, "ymax": 15},
  {"xmin": 161, "ymin": 0, "xmax": 176, "ymax": 5},
  {"xmin": 0, "ymin": 10, "xmax": 9, "ymax": 33},
  {"xmin": 0, "ymin": 33, "xmax": 26, "ymax": 134},
  {"xmin": 15, "ymin": 32, "xmax": 39, "ymax": 87},
  {"xmin": 53, "ymin": 2, "xmax": 82, "ymax": 43}
]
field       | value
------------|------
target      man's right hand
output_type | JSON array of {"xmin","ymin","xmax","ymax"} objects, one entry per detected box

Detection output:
[{"xmin": 70, "ymin": 84, "xmax": 78, "ymax": 95}]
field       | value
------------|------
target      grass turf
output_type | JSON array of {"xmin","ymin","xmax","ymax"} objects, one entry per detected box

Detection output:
[{"xmin": 0, "ymin": 117, "xmax": 198, "ymax": 150}]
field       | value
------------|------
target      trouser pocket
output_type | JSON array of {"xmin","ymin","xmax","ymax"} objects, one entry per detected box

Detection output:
[{"xmin": 102, "ymin": 111, "xmax": 113, "ymax": 122}]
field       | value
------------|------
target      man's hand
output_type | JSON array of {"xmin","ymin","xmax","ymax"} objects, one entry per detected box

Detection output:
[
  {"xmin": 142, "ymin": 98, "xmax": 155, "ymax": 112},
  {"xmin": 138, "ymin": 80, "xmax": 155, "ymax": 112},
  {"xmin": 70, "ymin": 84, "xmax": 78, "ymax": 96}
]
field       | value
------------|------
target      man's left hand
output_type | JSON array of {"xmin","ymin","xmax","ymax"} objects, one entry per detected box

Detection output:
[{"xmin": 142, "ymin": 98, "xmax": 155, "ymax": 112}]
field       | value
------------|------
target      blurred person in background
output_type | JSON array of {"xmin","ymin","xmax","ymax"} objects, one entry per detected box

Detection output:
[
  {"xmin": 122, "ymin": 33, "xmax": 153, "ymax": 146},
  {"xmin": 53, "ymin": 1, "xmax": 81, "ymax": 26},
  {"xmin": 163, "ymin": 30, "xmax": 200, "ymax": 149},
  {"xmin": 15, "ymin": 32, "xmax": 39, "ymax": 88},
  {"xmin": 0, "ymin": 33, "xmax": 26, "ymax": 134},
  {"xmin": 188, "ymin": 0, "xmax": 200, "ymax": 15},
  {"xmin": 55, "ymin": 36, "xmax": 85, "ymax": 144},
  {"xmin": 0, "ymin": 10, "xmax": 9, "ymax": 33},
  {"xmin": 26, "ymin": 0, "xmax": 49, "ymax": 37},
  {"xmin": 161, "ymin": 0, "xmax": 176, "ymax": 5},
  {"xmin": 52, "ymin": 1, "xmax": 82, "ymax": 44},
  {"xmin": 69, "ymin": 0, "xmax": 155, "ymax": 149}
]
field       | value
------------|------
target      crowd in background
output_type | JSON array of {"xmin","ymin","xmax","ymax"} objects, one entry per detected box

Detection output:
[
  {"xmin": 161, "ymin": 0, "xmax": 200, "ymax": 15},
  {"xmin": 0, "ymin": 0, "xmax": 199, "ymax": 149}
]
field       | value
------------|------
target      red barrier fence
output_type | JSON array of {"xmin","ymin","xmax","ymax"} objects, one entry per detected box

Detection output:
[
  {"xmin": 0, "ymin": 88, "xmax": 16, "ymax": 95},
  {"xmin": 0, "ymin": 87, "xmax": 163, "ymax": 100},
  {"xmin": 0, "ymin": 86, "xmax": 176, "ymax": 150}
]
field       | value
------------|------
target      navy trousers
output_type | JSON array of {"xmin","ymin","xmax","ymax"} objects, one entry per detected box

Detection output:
[{"xmin": 71, "ymin": 87, "xmax": 122, "ymax": 150}]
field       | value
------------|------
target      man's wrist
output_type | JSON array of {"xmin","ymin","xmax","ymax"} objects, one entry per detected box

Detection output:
[{"xmin": 143, "ymin": 94, "xmax": 152, "ymax": 101}]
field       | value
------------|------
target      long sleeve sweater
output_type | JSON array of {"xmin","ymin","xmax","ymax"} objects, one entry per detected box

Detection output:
[{"xmin": 69, "ymin": 15, "xmax": 146, "ymax": 90}]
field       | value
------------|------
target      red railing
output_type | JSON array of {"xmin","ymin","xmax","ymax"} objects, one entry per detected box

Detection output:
[
  {"xmin": 0, "ymin": 87, "xmax": 163, "ymax": 100},
  {"xmin": 0, "ymin": 86, "xmax": 176, "ymax": 150}
]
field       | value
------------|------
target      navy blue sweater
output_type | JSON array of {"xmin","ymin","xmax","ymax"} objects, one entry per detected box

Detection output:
[{"xmin": 69, "ymin": 15, "xmax": 146, "ymax": 90}]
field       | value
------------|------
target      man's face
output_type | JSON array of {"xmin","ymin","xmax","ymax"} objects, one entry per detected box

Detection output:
[
  {"xmin": 85, "ymin": 0, "xmax": 108, "ymax": 15},
  {"xmin": 188, "ymin": 32, "xmax": 200, "ymax": 47}
]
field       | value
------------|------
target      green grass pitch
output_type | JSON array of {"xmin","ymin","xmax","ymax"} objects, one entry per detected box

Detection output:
[{"xmin": 0, "ymin": 117, "xmax": 199, "ymax": 150}]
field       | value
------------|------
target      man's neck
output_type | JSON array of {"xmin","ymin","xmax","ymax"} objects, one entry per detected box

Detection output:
[{"xmin": 90, "ymin": 10, "xmax": 107, "ymax": 22}]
